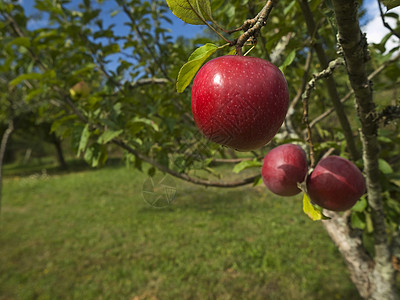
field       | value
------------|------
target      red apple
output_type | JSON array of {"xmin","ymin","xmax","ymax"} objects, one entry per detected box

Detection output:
[
  {"xmin": 191, "ymin": 55, "xmax": 289, "ymax": 151},
  {"xmin": 262, "ymin": 144, "xmax": 308, "ymax": 196},
  {"xmin": 307, "ymin": 156, "xmax": 366, "ymax": 211}
]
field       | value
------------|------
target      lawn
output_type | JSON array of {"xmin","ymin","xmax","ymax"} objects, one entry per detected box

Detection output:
[{"xmin": 0, "ymin": 161, "xmax": 360, "ymax": 299}]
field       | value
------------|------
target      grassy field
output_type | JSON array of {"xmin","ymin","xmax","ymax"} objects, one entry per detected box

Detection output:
[{"xmin": 0, "ymin": 160, "xmax": 361, "ymax": 300}]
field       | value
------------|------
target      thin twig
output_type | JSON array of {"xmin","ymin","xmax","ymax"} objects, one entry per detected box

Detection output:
[
  {"xmin": 375, "ymin": 105, "xmax": 400, "ymax": 125},
  {"xmin": 307, "ymin": 51, "xmax": 400, "ymax": 130},
  {"xmin": 235, "ymin": 0, "xmax": 277, "ymax": 55},
  {"xmin": 5, "ymin": 13, "xmax": 47, "ymax": 71},
  {"xmin": 130, "ymin": 78, "xmax": 169, "ymax": 88},
  {"xmin": 122, "ymin": 5, "xmax": 171, "ymax": 79},
  {"xmin": 378, "ymin": 0, "xmax": 400, "ymax": 39},
  {"xmin": 285, "ymin": 47, "xmax": 314, "ymax": 135},
  {"xmin": 301, "ymin": 57, "xmax": 345, "ymax": 167}
]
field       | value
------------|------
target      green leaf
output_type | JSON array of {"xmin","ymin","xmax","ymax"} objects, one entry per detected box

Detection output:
[
  {"xmin": 199, "ymin": 0, "xmax": 213, "ymax": 20},
  {"xmin": 351, "ymin": 212, "xmax": 366, "ymax": 230},
  {"xmin": 351, "ymin": 196, "xmax": 367, "ymax": 212},
  {"xmin": 166, "ymin": 0, "xmax": 213, "ymax": 25},
  {"xmin": 98, "ymin": 129, "xmax": 124, "ymax": 144},
  {"xmin": 78, "ymin": 124, "xmax": 90, "ymax": 156},
  {"xmin": 103, "ymin": 43, "xmax": 120, "ymax": 56},
  {"xmin": 283, "ymin": 0, "xmax": 296, "ymax": 15},
  {"xmin": 279, "ymin": 50, "xmax": 296, "ymax": 73},
  {"xmin": 391, "ymin": 179, "xmax": 400, "ymax": 187},
  {"xmin": 232, "ymin": 159, "xmax": 262, "ymax": 174},
  {"xmin": 84, "ymin": 144, "xmax": 108, "ymax": 167},
  {"xmin": 10, "ymin": 73, "xmax": 43, "ymax": 87},
  {"xmin": 253, "ymin": 176, "xmax": 263, "ymax": 187},
  {"xmin": 176, "ymin": 43, "xmax": 220, "ymax": 93},
  {"xmin": 7, "ymin": 37, "xmax": 30, "ymax": 48},
  {"xmin": 303, "ymin": 193, "xmax": 330, "ymax": 221},
  {"xmin": 127, "ymin": 118, "xmax": 159, "ymax": 135},
  {"xmin": 378, "ymin": 135, "xmax": 393, "ymax": 143},
  {"xmin": 71, "ymin": 63, "xmax": 97, "ymax": 76},
  {"xmin": 25, "ymin": 88, "xmax": 44, "ymax": 102},
  {"xmin": 32, "ymin": 30, "xmax": 59, "ymax": 44},
  {"xmin": 366, "ymin": 212, "xmax": 374, "ymax": 233},
  {"xmin": 379, "ymin": 158, "xmax": 393, "ymax": 174},
  {"xmin": 204, "ymin": 167, "xmax": 222, "ymax": 178},
  {"xmin": 227, "ymin": 48, "xmax": 237, "ymax": 55},
  {"xmin": 382, "ymin": 0, "xmax": 400, "ymax": 10},
  {"xmin": 148, "ymin": 167, "xmax": 156, "ymax": 177},
  {"xmin": 51, "ymin": 115, "xmax": 77, "ymax": 133},
  {"xmin": 110, "ymin": 10, "xmax": 119, "ymax": 17}
]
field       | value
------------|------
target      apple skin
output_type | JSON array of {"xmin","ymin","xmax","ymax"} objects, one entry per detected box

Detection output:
[
  {"xmin": 307, "ymin": 156, "xmax": 366, "ymax": 211},
  {"xmin": 70, "ymin": 81, "xmax": 90, "ymax": 99},
  {"xmin": 262, "ymin": 144, "xmax": 308, "ymax": 196},
  {"xmin": 191, "ymin": 55, "xmax": 289, "ymax": 151}
]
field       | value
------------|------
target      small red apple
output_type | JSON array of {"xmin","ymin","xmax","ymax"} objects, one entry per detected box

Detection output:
[
  {"xmin": 262, "ymin": 144, "xmax": 308, "ymax": 196},
  {"xmin": 191, "ymin": 55, "xmax": 289, "ymax": 151},
  {"xmin": 70, "ymin": 81, "xmax": 90, "ymax": 99},
  {"xmin": 307, "ymin": 156, "xmax": 366, "ymax": 211}
]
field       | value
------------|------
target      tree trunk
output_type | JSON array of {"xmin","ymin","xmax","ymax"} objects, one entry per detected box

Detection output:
[
  {"xmin": 329, "ymin": 0, "xmax": 398, "ymax": 299},
  {"xmin": 323, "ymin": 211, "xmax": 375, "ymax": 299},
  {"xmin": 51, "ymin": 133, "xmax": 67, "ymax": 170},
  {"xmin": 0, "ymin": 119, "xmax": 14, "ymax": 215}
]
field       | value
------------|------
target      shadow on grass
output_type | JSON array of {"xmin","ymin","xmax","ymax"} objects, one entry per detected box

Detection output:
[
  {"xmin": 139, "ymin": 186, "xmax": 265, "ymax": 215},
  {"xmin": 3, "ymin": 157, "xmax": 125, "ymax": 178}
]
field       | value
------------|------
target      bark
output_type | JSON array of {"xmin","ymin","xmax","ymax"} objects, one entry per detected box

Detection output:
[
  {"xmin": 330, "ymin": 0, "xmax": 397, "ymax": 299},
  {"xmin": 322, "ymin": 211, "xmax": 374, "ymax": 299},
  {"xmin": 52, "ymin": 134, "xmax": 67, "ymax": 170},
  {"xmin": 298, "ymin": 0, "xmax": 360, "ymax": 161},
  {"xmin": 0, "ymin": 119, "xmax": 14, "ymax": 215}
]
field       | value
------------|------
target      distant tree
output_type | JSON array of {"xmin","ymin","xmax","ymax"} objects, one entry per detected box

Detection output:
[{"xmin": 1, "ymin": 0, "xmax": 400, "ymax": 298}]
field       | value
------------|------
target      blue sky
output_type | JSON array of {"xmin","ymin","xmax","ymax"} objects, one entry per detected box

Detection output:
[
  {"xmin": 22, "ymin": 0, "xmax": 205, "ymax": 39},
  {"xmin": 19, "ymin": 0, "xmax": 399, "ymax": 72}
]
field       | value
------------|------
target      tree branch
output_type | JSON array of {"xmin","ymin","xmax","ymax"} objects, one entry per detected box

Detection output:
[
  {"xmin": 301, "ymin": 57, "xmax": 345, "ymax": 166},
  {"xmin": 4, "ymin": 13, "xmax": 47, "ymax": 71},
  {"xmin": 0, "ymin": 118, "xmax": 14, "ymax": 216},
  {"xmin": 235, "ymin": 0, "xmax": 277, "ymax": 55},
  {"xmin": 375, "ymin": 105, "xmax": 400, "ymax": 125},
  {"xmin": 130, "ymin": 78, "xmax": 169, "ymax": 89},
  {"xmin": 59, "ymin": 89, "xmax": 259, "ymax": 188},
  {"xmin": 307, "ymin": 51, "xmax": 400, "ymax": 130},
  {"xmin": 112, "ymin": 139, "xmax": 260, "ymax": 188},
  {"xmin": 121, "ymin": 4, "xmax": 171, "ymax": 79},
  {"xmin": 299, "ymin": 0, "xmax": 360, "ymax": 161},
  {"xmin": 332, "ymin": 0, "xmax": 397, "ymax": 298}
]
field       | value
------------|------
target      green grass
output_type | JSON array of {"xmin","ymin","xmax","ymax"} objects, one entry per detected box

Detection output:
[{"xmin": 0, "ymin": 162, "xmax": 361, "ymax": 300}]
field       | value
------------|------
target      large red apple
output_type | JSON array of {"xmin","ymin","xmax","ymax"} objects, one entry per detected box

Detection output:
[
  {"xmin": 307, "ymin": 156, "xmax": 366, "ymax": 211},
  {"xmin": 262, "ymin": 144, "xmax": 308, "ymax": 196},
  {"xmin": 191, "ymin": 55, "xmax": 289, "ymax": 151}
]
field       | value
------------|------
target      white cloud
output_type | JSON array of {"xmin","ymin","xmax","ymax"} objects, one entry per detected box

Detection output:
[
  {"xmin": 27, "ymin": 18, "xmax": 49, "ymax": 30},
  {"xmin": 362, "ymin": 1, "xmax": 400, "ymax": 52}
]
